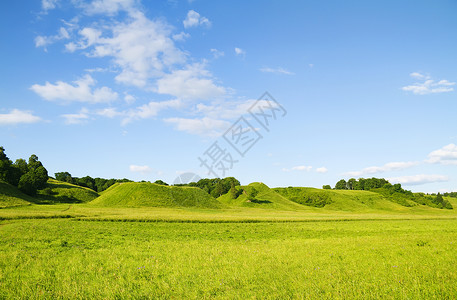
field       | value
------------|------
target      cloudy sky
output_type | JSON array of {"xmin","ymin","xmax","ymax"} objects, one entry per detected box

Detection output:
[{"xmin": 1, "ymin": 0, "xmax": 456, "ymax": 192}]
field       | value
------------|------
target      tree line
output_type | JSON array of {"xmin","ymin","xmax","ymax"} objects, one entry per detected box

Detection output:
[
  {"xmin": 54, "ymin": 172, "xmax": 132, "ymax": 193},
  {"xmin": 0, "ymin": 147, "xmax": 48, "ymax": 195}
]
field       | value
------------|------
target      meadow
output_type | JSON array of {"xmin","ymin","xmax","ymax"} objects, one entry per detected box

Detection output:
[
  {"xmin": 2, "ymin": 180, "xmax": 457, "ymax": 298},
  {"xmin": 1, "ymin": 217, "xmax": 457, "ymax": 299}
]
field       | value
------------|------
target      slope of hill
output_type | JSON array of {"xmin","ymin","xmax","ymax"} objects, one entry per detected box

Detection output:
[
  {"xmin": 218, "ymin": 182, "xmax": 309, "ymax": 210},
  {"xmin": 90, "ymin": 182, "xmax": 222, "ymax": 208},
  {"xmin": 0, "ymin": 181, "xmax": 33, "ymax": 208},
  {"xmin": 35, "ymin": 179, "xmax": 99, "ymax": 203},
  {"xmin": 273, "ymin": 187, "xmax": 422, "ymax": 212}
]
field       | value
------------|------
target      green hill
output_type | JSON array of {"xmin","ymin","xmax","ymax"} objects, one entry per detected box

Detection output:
[
  {"xmin": 273, "ymin": 187, "xmax": 424, "ymax": 212},
  {"xmin": 35, "ymin": 179, "xmax": 99, "ymax": 203},
  {"xmin": 0, "ymin": 181, "xmax": 33, "ymax": 208},
  {"xmin": 90, "ymin": 182, "xmax": 222, "ymax": 208},
  {"xmin": 218, "ymin": 182, "xmax": 308, "ymax": 210}
]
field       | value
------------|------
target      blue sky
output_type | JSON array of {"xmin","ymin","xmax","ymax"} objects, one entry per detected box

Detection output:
[{"xmin": 1, "ymin": 0, "xmax": 456, "ymax": 192}]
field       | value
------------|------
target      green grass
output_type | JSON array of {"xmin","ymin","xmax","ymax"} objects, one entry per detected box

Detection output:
[
  {"xmin": 0, "ymin": 180, "xmax": 33, "ymax": 208},
  {"xmin": 36, "ymin": 179, "xmax": 99, "ymax": 203},
  {"xmin": 1, "ymin": 218, "xmax": 457, "ymax": 298},
  {"xmin": 218, "ymin": 182, "xmax": 308, "ymax": 210},
  {"xmin": 2, "ymin": 183, "xmax": 457, "ymax": 298},
  {"xmin": 90, "ymin": 182, "xmax": 222, "ymax": 208}
]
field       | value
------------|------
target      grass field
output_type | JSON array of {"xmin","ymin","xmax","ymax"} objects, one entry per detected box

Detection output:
[
  {"xmin": 1, "ymin": 218, "xmax": 457, "ymax": 299},
  {"xmin": 2, "ymin": 180, "xmax": 457, "ymax": 298}
]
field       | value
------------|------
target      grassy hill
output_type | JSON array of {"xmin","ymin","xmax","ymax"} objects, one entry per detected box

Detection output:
[
  {"xmin": 0, "ymin": 181, "xmax": 33, "ymax": 208},
  {"xmin": 218, "ymin": 182, "xmax": 308, "ymax": 210},
  {"xmin": 90, "ymin": 182, "xmax": 222, "ymax": 208},
  {"xmin": 35, "ymin": 179, "xmax": 99, "ymax": 203},
  {"xmin": 272, "ymin": 187, "xmax": 452, "ymax": 213},
  {"xmin": 0, "ymin": 179, "xmax": 99, "ymax": 208}
]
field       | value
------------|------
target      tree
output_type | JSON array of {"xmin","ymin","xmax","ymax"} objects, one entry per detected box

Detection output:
[
  {"xmin": 229, "ymin": 181, "xmax": 242, "ymax": 199},
  {"xmin": 28, "ymin": 154, "xmax": 43, "ymax": 171},
  {"xmin": 55, "ymin": 172, "xmax": 73, "ymax": 183},
  {"xmin": 334, "ymin": 179, "xmax": 347, "ymax": 190},
  {"xmin": 18, "ymin": 172, "xmax": 37, "ymax": 195},
  {"xmin": 347, "ymin": 178, "xmax": 357, "ymax": 190},
  {"xmin": 322, "ymin": 185, "xmax": 331, "ymax": 190},
  {"xmin": 0, "ymin": 146, "xmax": 13, "ymax": 184},
  {"xmin": 33, "ymin": 166, "xmax": 49, "ymax": 189},
  {"xmin": 247, "ymin": 188, "xmax": 258, "ymax": 201},
  {"xmin": 211, "ymin": 180, "xmax": 224, "ymax": 198},
  {"xmin": 154, "ymin": 180, "xmax": 168, "ymax": 186}
]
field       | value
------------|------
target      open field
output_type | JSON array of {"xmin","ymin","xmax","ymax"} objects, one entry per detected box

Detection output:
[
  {"xmin": 2, "ymin": 180, "xmax": 457, "ymax": 298},
  {"xmin": 1, "ymin": 217, "xmax": 457, "ymax": 299}
]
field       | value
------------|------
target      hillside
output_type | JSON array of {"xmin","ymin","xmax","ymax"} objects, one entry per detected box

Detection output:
[
  {"xmin": 0, "ymin": 181, "xmax": 33, "ymax": 208},
  {"xmin": 90, "ymin": 182, "xmax": 222, "ymax": 208},
  {"xmin": 218, "ymin": 182, "xmax": 308, "ymax": 210},
  {"xmin": 36, "ymin": 179, "xmax": 99, "ymax": 203},
  {"xmin": 272, "ymin": 187, "xmax": 451, "ymax": 213}
]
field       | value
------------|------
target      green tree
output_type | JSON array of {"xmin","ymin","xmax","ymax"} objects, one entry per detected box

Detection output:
[
  {"xmin": 347, "ymin": 178, "xmax": 357, "ymax": 190},
  {"xmin": 154, "ymin": 180, "xmax": 168, "ymax": 186},
  {"xmin": 334, "ymin": 179, "xmax": 347, "ymax": 190},
  {"xmin": 247, "ymin": 188, "xmax": 258, "ymax": 201},
  {"xmin": 28, "ymin": 154, "xmax": 43, "ymax": 171},
  {"xmin": 18, "ymin": 172, "xmax": 37, "ymax": 195},
  {"xmin": 14, "ymin": 159, "xmax": 28, "ymax": 174},
  {"xmin": 55, "ymin": 172, "xmax": 73, "ymax": 183},
  {"xmin": 0, "ymin": 146, "xmax": 13, "ymax": 184},
  {"xmin": 33, "ymin": 166, "xmax": 49, "ymax": 189},
  {"xmin": 322, "ymin": 185, "xmax": 331, "ymax": 190}
]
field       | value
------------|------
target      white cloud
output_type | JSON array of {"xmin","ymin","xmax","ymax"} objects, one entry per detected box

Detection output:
[
  {"xmin": 183, "ymin": 10, "xmax": 211, "ymax": 28},
  {"xmin": 156, "ymin": 63, "xmax": 226, "ymax": 100},
  {"xmin": 129, "ymin": 164, "xmax": 152, "ymax": 173},
  {"xmin": 61, "ymin": 108, "xmax": 90, "ymax": 124},
  {"xmin": 210, "ymin": 48, "xmax": 224, "ymax": 59},
  {"xmin": 30, "ymin": 74, "xmax": 118, "ymax": 104},
  {"xmin": 172, "ymin": 32, "xmax": 190, "ymax": 42},
  {"xmin": 80, "ymin": 0, "xmax": 137, "ymax": 16},
  {"xmin": 388, "ymin": 174, "xmax": 449, "ymax": 186},
  {"xmin": 344, "ymin": 161, "xmax": 419, "ymax": 177},
  {"xmin": 164, "ymin": 117, "xmax": 230, "ymax": 137},
  {"xmin": 409, "ymin": 72, "xmax": 430, "ymax": 80},
  {"xmin": 402, "ymin": 72, "xmax": 455, "ymax": 95},
  {"xmin": 122, "ymin": 99, "xmax": 182, "ymax": 125},
  {"xmin": 0, "ymin": 109, "xmax": 42, "ymax": 125},
  {"xmin": 282, "ymin": 165, "xmax": 312, "ymax": 172},
  {"xmin": 42, "ymin": 0, "xmax": 59, "ymax": 11},
  {"xmin": 35, "ymin": 27, "xmax": 70, "ymax": 49},
  {"xmin": 96, "ymin": 107, "xmax": 122, "ymax": 118},
  {"xmin": 123, "ymin": 93, "xmax": 135, "ymax": 104},
  {"xmin": 316, "ymin": 167, "xmax": 328, "ymax": 173},
  {"xmin": 69, "ymin": 12, "xmax": 186, "ymax": 87},
  {"xmin": 427, "ymin": 144, "xmax": 457, "ymax": 165},
  {"xmin": 260, "ymin": 67, "xmax": 294, "ymax": 75},
  {"xmin": 234, "ymin": 47, "xmax": 245, "ymax": 56},
  {"xmin": 195, "ymin": 100, "xmax": 254, "ymax": 120}
]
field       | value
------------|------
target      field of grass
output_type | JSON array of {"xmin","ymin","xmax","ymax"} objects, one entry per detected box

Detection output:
[
  {"xmin": 2, "ymin": 180, "xmax": 457, "ymax": 298},
  {"xmin": 0, "ymin": 181, "xmax": 33, "ymax": 208},
  {"xmin": 1, "ymin": 218, "xmax": 457, "ymax": 298}
]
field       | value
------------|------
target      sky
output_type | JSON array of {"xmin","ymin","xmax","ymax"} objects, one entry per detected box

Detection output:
[{"xmin": 0, "ymin": 0, "xmax": 456, "ymax": 192}]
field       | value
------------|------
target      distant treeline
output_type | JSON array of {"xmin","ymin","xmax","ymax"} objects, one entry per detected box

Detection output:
[
  {"xmin": 443, "ymin": 192, "xmax": 457, "ymax": 198},
  {"xmin": 55, "ymin": 172, "xmax": 242, "ymax": 198},
  {"xmin": 177, "ymin": 177, "xmax": 242, "ymax": 198},
  {"xmin": 54, "ymin": 172, "xmax": 132, "ymax": 193},
  {"xmin": 326, "ymin": 177, "xmax": 453, "ymax": 209}
]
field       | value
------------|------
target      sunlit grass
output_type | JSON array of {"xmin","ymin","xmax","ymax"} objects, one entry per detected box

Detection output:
[{"xmin": 1, "ymin": 218, "xmax": 457, "ymax": 298}]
